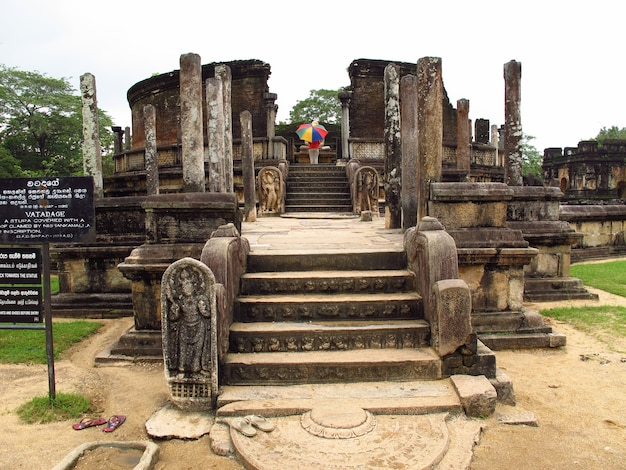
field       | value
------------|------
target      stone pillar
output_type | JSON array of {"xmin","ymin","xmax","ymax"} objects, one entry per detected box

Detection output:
[
  {"xmin": 416, "ymin": 57, "xmax": 443, "ymax": 221},
  {"xmin": 456, "ymin": 99, "xmax": 470, "ymax": 175},
  {"xmin": 338, "ymin": 90, "xmax": 352, "ymax": 160},
  {"xmin": 112, "ymin": 126, "xmax": 124, "ymax": 154},
  {"xmin": 125, "ymin": 126, "xmax": 131, "ymax": 151},
  {"xmin": 401, "ymin": 74, "xmax": 418, "ymax": 232},
  {"xmin": 179, "ymin": 53, "xmax": 205, "ymax": 193},
  {"xmin": 264, "ymin": 92, "xmax": 278, "ymax": 159},
  {"xmin": 79, "ymin": 73, "xmax": 103, "ymax": 198},
  {"xmin": 241, "ymin": 111, "xmax": 257, "ymax": 222},
  {"xmin": 144, "ymin": 104, "xmax": 159, "ymax": 195},
  {"xmin": 207, "ymin": 77, "xmax": 226, "ymax": 193},
  {"xmin": 491, "ymin": 124, "xmax": 501, "ymax": 166},
  {"xmin": 384, "ymin": 63, "xmax": 402, "ymax": 229},
  {"xmin": 475, "ymin": 119, "xmax": 490, "ymax": 144},
  {"xmin": 504, "ymin": 60, "xmax": 523, "ymax": 186},
  {"xmin": 215, "ymin": 64, "xmax": 234, "ymax": 192}
]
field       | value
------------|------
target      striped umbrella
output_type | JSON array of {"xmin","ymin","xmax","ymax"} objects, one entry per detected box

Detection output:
[{"xmin": 295, "ymin": 121, "xmax": 328, "ymax": 143}]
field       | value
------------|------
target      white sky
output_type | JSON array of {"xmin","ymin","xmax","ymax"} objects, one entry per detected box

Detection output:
[{"xmin": 2, "ymin": 0, "xmax": 624, "ymax": 153}]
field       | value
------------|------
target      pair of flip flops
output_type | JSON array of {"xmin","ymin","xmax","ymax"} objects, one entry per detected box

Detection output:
[
  {"xmin": 72, "ymin": 415, "xmax": 125, "ymax": 432},
  {"xmin": 230, "ymin": 415, "xmax": 274, "ymax": 437}
]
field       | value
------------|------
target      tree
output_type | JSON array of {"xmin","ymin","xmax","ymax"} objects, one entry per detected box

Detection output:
[
  {"xmin": 593, "ymin": 126, "xmax": 626, "ymax": 143},
  {"xmin": 521, "ymin": 133, "xmax": 543, "ymax": 180},
  {"xmin": 287, "ymin": 89, "xmax": 342, "ymax": 125},
  {"xmin": 0, "ymin": 65, "xmax": 113, "ymax": 177}
]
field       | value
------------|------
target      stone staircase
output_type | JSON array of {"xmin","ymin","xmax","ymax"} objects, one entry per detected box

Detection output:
[
  {"xmin": 284, "ymin": 164, "xmax": 352, "ymax": 213},
  {"xmin": 221, "ymin": 247, "xmax": 443, "ymax": 386}
]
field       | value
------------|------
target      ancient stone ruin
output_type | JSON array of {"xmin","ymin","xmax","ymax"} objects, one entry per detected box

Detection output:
[{"xmin": 49, "ymin": 50, "xmax": 626, "ymax": 466}]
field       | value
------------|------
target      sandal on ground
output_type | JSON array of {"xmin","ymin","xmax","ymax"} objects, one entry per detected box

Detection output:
[
  {"xmin": 103, "ymin": 415, "xmax": 126, "ymax": 433},
  {"xmin": 246, "ymin": 415, "xmax": 275, "ymax": 432},
  {"xmin": 72, "ymin": 417, "xmax": 107, "ymax": 430},
  {"xmin": 230, "ymin": 417, "xmax": 257, "ymax": 437}
]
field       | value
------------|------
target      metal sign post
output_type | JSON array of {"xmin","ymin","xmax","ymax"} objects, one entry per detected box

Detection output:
[{"xmin": 42, "ymin": 242, "xmax": 55, "ymax": 400}]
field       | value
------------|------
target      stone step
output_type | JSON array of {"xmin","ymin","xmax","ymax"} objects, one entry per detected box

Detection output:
[
  {"xmin": 247, "ymin": 249, "xmax": 407, "ymax": 272},
  {"xmin": 216, "ymin": 378, "xmax": 461, "ymax": 416},
  {"xmin": 222, "ymin": 348, "xmax": 442, "ymax": 385},
  {"xmin": 241, "ymin": 269, "xmax": 416, "ymax": 295},
  {"xmin": 283, "ymin": 204, "xmax": 353, "ymax": 213},
  {"xmin": 235, "ymin": 291, "xmax": 422, "ymax": 322},
  {"xmin": 286, "ymin": 194, "xmax": 351, "ymax": 203},
  {"xmin": 229, "ymin": 319, "xmax": 430, "ymax": 353},
  {"xmin": 286, "ymin": 183, "xmax": 349, "ymax": 191}
]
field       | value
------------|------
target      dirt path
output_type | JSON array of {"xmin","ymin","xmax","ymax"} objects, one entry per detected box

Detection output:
[{"xmin": 2, "ymin": 291, "xmax": 626, "ymax": 469}]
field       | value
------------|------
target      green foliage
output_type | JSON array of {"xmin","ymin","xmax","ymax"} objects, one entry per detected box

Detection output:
[
  {"xmin": 287, "ymin": 89, "xmax": 342, "ymax": 125},
  {"xmin": 570, "ymin": 260, "xmax": 626, "ymax": 298},
  {"xmin": 0, "ymin": 65, "xmax": 113, "ymax": 176},
  {"xmin": 521, "ymin": 133, "xmax": 543, "ymax": 180},
  {"xmin": 17, "ymin": 392, "xmax": 91, "ymax": 424},
  {"xmin": 593, "ymin": 126, "xmax": 626, "ymax": 143},
  {"xmin": 0, "ymin": 320, "xmax": 102, "ymax": 363}
]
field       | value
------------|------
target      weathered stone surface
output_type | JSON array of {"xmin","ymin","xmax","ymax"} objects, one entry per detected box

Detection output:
[
  {"xmin": 490, "ymin": 368, "xmax": 516, "ymax": 405},
  {"xmin": 432, "ymin": 279, "xmax": 472, "ymax": 357},
  {"xmin": 51, "ymin": 441, "xmax": 159, "ymax": 470},
  {"xmin": 450, "ymin": 374, "xmax": 497, "ymax": 417},
  {"xmin": 400, "ymin": 74, "xmax": 418, "ymax": 231},
  {"xmin": 496, "ymin": 408, "xmax": 538, "ymax": 427},
  {"xmin": 146, "ymin": 403, "xmax": 213, "ymax": 439},
  {"xmin": 504, "ymin": 60, "xmax": 523, "ymax": 186},
  {"xmin": 257, "ymin": 166, "xmax": 284, "ymax": 215},
  {"xmin": 383, "ymin": 63, "xmax": 402, "ymax": 229},
  {"xmin": 80, "ymin": 72, "xmax": 103, "ymax": 197}
]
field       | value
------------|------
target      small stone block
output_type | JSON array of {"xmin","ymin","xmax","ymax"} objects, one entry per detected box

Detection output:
[
  {"xmin": 210, "ymin": 421, "xmax": 235, "ymax": 456},
  {"xmin": 360, "ymin": 211, "xmax": 373, "ymax": 222},
  {"xmin": 490, "ymin": 368, "xmax": 516, "ymax": 406},
  {"xmin": 549, "ymin": 332, "xmax": 567, "ymax": 348},
  {"xmin": 451, "ymin": 374, "xmax": 497, "ymax": 418},
  {"xmin": 496, "ymin": 410, "xmax": 538, "ymax": 427}
]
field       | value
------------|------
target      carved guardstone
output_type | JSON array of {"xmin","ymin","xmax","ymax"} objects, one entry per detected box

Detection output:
[{"xmin": 161, "ymin": 257, "xmax": 218, "ymax": 410}]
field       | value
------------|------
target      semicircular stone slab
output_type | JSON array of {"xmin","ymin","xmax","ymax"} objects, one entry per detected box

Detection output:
[{"xmin": 231, "ymin": 411, "xmax": 451, "ymax": 470}]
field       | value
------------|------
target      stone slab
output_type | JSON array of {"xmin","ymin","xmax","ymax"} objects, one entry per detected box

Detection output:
[
  {"xmin": 496, "ymin": 409, "xmax": 539, "ymax": 427},
  {"xmin": 450, "ymin": 375, "xmax": 497, "ymax": 418},
  {"xmin": 51, "ymin": 441, "xmax": 159, "ymax": 470},
  {"xmin": 145, "ymin": 403, "xmax": 213, "ymax": 439}
]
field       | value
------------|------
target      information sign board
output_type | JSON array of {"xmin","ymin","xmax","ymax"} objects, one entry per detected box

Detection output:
[
  {"xmin": 0, "ymin": 247, "xmax": 42, "ymax": 322},
  {"xmin": 0, "ymin": 176, "xmax": 95, "ymax": 244}
]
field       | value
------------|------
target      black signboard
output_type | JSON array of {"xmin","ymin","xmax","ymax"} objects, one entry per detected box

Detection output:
[
  {"xmin": 0, "ymin": 247, "xmax": 43, "ymax": 322},
  {"xmin": 0, "ymin": 176, "xmax": 95, "ymax": 244},
  {"xmin": 0, "ymin": 247, "xmax": 42, "ymax": 284},
  {"xmin": 0, "ymin": 286, "xmax": 42, "ymax": 323}
]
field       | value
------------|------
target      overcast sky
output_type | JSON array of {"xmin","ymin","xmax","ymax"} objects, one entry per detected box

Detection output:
[{"xmin": 2, "ymin": 0, "xmax": 624, "ymax": 153}]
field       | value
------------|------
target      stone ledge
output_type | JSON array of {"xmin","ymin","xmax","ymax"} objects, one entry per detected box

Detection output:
[{"xmin": 450, "ymin": 374, "xmax": 497, "ymax": 417}]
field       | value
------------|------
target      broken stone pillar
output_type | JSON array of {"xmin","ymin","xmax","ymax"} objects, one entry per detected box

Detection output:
[
  {"xmin": 112, "ymin": 126, "xmax": 124, "ymax": 154},
  {"xmin": 179, "ymin": 53, "xmax": 205, "ymax": 193},
  {"xmin": 504, "ymin": 60, "xmax": 523, "ymax": 186},
  {"xmin": 80, "ymin": 73, "xmax": 103, "ymax": 198},
  {"xmin": 125, "ymin": 126, "xmax": 131, "ymax": 151},
  {"xmin": 338, "ymin": 90, "xmax": 352, "ymax": 161},
  {"xmin": 475, "ymin": 119, "xmax": 490, "ymax": 145},
  {"xmin": 384, "ymin": 63, "xmax": 402, "ymax": 229},
  {"xmin": 144, "ymin": 104, "xmax": 159, "ymax": 195},
  {"xmin": 215, "ymin": 64, "xmax": 234, "ymax": 192},
  {"xmin": 264, "ymin": 92, "xmax": 277, "ymax": 159},
  {"xmin": 161, "ymin": 257, "xmax": 219, "ymax": 409},
  {"xmin": 400, "ymin": 74, "xmax": 418, "ymax": 231},
  {"xmin": 207, "ymin": 77, "xmax": 226, "ymax": 193},
  {"xmin": 456, "ymin": 99, "xmax": 471, "ymax": 175},
  {"xmin": 241, "ymin": 110, "xmax": 257, "ymax": 222},
  {"xmin": 417, "ymin": 57, "xmax": 443, "ymax": 221}
]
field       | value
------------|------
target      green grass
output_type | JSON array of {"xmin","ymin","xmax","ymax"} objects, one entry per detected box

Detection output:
[
  {"xmin": 0, "ymin": 321, "xmax": 102, "ymax": 363},
  {"xmin": 570, "ymin": 260, "xmax": 626, "ymax": 297},
  {"xmin": 16, "ymin": 392, "xmax": 91, "ymax": 424},
  {"xmin": 541, "ymin": 305, "xmax": 626, "ymax": 338}
]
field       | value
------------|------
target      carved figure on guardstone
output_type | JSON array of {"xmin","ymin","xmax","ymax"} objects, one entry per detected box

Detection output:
[
  {"xmin": 353, "ymin": 166, "xmax": 380, "ymax": 216},
  {"xmin": 257, "ymin": 166, "xmax": 284, "ymax": 215},
  {"xmin": 161, "ymin": 257, "xmax": 218, "ymax": 410}
]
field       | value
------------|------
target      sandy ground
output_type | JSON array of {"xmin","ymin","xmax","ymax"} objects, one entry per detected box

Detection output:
[{"xmin": 2, "ymin": 287, "xmax": 626, "ymax": 469}]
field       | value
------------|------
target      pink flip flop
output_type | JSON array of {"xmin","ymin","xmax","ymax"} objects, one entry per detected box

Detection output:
[
  {"xmin": 72, "ymin": 417, "xmax": 107, "ymax": 430},
  {"xmin": 103, "ymin": 415, "xmax": 126, "ymax": 432}
]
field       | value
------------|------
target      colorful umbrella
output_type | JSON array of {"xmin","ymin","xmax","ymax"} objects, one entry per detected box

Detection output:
[{"xmin": 296, "ymin": 121, "xmax": 328, "ymax": 143}]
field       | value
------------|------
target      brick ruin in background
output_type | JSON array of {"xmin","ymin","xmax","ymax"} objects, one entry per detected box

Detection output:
[{"xmin": 543, "ymin": 140, "xmax": 626, "ymax": 261}]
